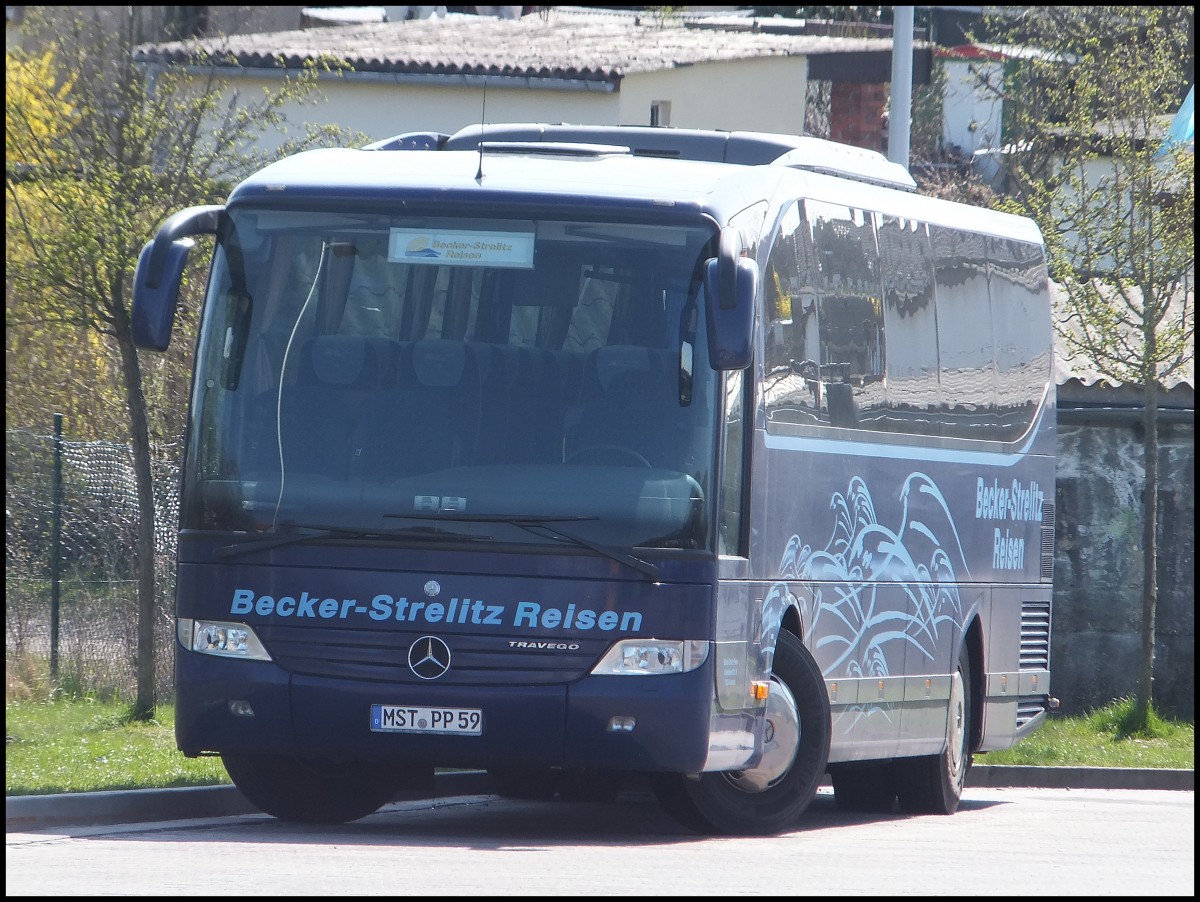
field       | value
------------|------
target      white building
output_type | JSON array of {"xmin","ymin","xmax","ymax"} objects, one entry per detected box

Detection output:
[{"xmin": 133, "ymin": 6, "xmax": 928, "ymax": 157}]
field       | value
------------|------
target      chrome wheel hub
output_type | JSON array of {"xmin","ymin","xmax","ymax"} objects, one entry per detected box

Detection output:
[
  {"xmin": 947, "ymin": 668, "xmax": 966, "ymax": 784},
  {"xmin": 725, "ymin": 675, "xmax": 801, "ymax": 793}
]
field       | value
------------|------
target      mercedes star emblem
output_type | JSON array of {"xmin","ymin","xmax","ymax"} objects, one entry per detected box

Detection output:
[{"xmin": 408, "ymin": 636, "xmax": 452, "ymax": 680}]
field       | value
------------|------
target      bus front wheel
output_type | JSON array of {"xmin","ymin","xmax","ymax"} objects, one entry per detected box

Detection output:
[
  {"xmin": 650, "ymin": 630, "xmax": 831, "ymax": 835},
  {"xmin": 222, "ymin": 753, "xmax": 413, "ymax": 824}
]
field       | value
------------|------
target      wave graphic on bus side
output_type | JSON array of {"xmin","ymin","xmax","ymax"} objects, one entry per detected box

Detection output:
[{"xmin": 762, "ymin": 473, "xmax": 969, "ymax": 726}]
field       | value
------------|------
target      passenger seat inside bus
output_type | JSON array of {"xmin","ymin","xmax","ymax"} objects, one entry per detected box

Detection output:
[
  {"xmin": 355, "ymin": 339, "xmax": 482, "ymax": 478},
  {"xmin": 246, "ymin": 334, "xmax": 387, "ymax": 478}
]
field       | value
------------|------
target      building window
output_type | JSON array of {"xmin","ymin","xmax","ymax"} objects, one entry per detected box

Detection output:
[{"xmin": 650, "ymin": 101, "xmax": 671, "ymax": 127}]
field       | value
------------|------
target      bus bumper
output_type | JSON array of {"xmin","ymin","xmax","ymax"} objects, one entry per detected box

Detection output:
[{"xmin": 175, "ymin": 651, "xmax": 714, "ymax": 773}]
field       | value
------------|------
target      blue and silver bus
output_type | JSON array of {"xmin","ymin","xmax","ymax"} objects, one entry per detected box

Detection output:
[{"xmin": 133, "ymin": 123, "xmax": 1056, "ymax": 835}]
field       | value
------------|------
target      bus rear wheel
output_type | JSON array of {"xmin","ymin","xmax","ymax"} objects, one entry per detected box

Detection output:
[
  {"xmin": 894, "ymin": 644, "xmax": 973, "ymax": 815},
  {"xmin": 650, "ymin": 630, "xmax": 830, "ymax": 835},
  {"xmin": 222, "ymin": 753, "xmax": 411, "ymax": 824}
]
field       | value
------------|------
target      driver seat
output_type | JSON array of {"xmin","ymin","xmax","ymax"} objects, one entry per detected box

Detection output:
[{"xmin": 567, "ymin": 345, "xmax": 680, "ymax": 467}]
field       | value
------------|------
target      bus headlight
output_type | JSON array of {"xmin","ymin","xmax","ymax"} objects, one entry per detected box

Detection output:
[
  {"xmin": 590, "ymin": 639, "xmax": 709, "ymax": 675},
  {"xmin": 178, "ymin": 618, "xmax": 272, "ymax": 661}
]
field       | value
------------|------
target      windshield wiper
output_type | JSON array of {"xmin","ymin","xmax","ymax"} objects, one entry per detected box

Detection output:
[
  {"xmin": 383, "ymin": 513, "xmax": 661, "ymax": 581},
  {"xmin": 215, "ymin": 522, "xmax": 492, "ymax": 560}
]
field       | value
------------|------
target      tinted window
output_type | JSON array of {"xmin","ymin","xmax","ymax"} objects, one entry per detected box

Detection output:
[
  {"xmin": 930, "ymin": 224, "xmax": 997, "ymax": 439},
  {"xmin": 878, "ymin": 215, "xmax": 941, "ymax": 435},
  {"xmin": 763, "ymin": 200, "xmax": 883, "ymax": 430},
  {"xmin": 762, "ymin": 205, "xmax": 1049, "ymax": 446}
]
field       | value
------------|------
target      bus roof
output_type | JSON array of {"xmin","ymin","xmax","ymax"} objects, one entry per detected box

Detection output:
[
  {"xmin": 227, "ymin": 146, "xmax": 784, "ymax": 223},
  {"xmin": 226, "ymin": 133, "xmax": 1043, "ymax": 245}
]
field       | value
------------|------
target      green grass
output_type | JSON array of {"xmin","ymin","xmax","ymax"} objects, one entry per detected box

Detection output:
[
  {"xmin": 6, "ymin": 696, "xmax": 229, "ymax": 796},
  {"xmin": 4, "ymin": 695, "xmax": 1193, "ymax": 797},
  {"xmin": 978, "ymin": 697, "xmax": 1193, "ymax": 769}
]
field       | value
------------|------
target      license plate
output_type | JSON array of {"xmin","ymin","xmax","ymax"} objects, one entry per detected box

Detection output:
[{"xmin": 370, "ymin": 704, "xmax": 483, "ymax": 735}]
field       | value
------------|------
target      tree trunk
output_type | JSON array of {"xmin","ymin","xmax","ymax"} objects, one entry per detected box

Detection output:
[
  {"xmin": 114, "ymin": 292, "xmax": 158, "ymax": 721},
  {"xmin": 1135, "ymin": 374, "xmax": 1160, "ymax": 734}
]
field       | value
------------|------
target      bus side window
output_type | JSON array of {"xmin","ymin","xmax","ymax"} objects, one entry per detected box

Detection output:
[
  {"xmin": 762, "ymin": 201, "xmax": 822, "ymax": 427},
  {"xmin": 987, "ymin": 235, "xmax": 1051, "ymax": 441},
  {"xmin": 878, "ymin": 216, "xmax": 940, "ymax": 436},
  {"xmin": 718, "ymin": 366, "xmax": 746, "ymax": 556},
  {"xmin": 807, "ymin": 202, "xmax": 884, "ymax": 429},
  {"xmin": 931, "ymin": 225, "xmax": 996, "ymax": 439}
]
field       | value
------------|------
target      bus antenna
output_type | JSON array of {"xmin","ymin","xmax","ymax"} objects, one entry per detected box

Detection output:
[{"xmin": 475, "ymin": 78, "xmax": 487, "ymax": 183}]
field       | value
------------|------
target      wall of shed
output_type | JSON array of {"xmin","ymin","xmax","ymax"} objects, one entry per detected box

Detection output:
[
  {"xmin": 204, "ymin": 75, "xmax": 622, "ymax": 154},
  {"xmin": 190, "ymin": 55, "xmax": 811, "ymax": 157},
  {"xmin": 617, "ymin": 58, "xmax": 808, "ymax": 134},
  {"xmin": 1053, "ymin": 410, "xmax": 1195, "ymax": 720}
]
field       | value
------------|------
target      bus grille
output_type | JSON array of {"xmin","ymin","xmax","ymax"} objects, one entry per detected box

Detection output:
[
  {"xmin": 1020, "ymin": 600, "xmax": 1051, "ymax": 671},
  {"xmin": 257, "ymin": 624, "xmax": 606, "ymax": 686}
]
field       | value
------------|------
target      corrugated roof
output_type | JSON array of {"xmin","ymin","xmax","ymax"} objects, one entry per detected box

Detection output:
[
  {"xmin": 1052, "ymin": 281, "xmax": 1194, "ymax": 394},
  {"xmin": 133, "ymin": 10, "xmax": 898, "ymax": 85}
]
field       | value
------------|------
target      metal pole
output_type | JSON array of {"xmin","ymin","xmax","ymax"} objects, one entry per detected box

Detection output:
[
  {"xmin": 889, "ymin": 6, "xmax": 914, "ymax": 169},
  {"xmin": 50, "ymin": 412, "xmax": 64, "ymax": 681}
]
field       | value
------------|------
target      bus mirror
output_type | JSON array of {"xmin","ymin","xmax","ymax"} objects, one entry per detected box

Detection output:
[
  {"xmin": 133, "ymin": 238, "xmax": 191, "ymax": 351},
  {"xmin": 132, "ymin": 205, "xmax": 223, "ymax": 351},
  {"xmin": 704, "ymin": 227, "xmax": 757, "ymax": 370}
]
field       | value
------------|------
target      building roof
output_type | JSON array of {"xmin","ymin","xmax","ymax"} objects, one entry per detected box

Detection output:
[
  {"xmin": 133, "ymin": 8, "xmax": 901, "ymax": 88},
  {"xmin": 1052, "ymin": 282, "xmax": 1195, "ymax": 401}
]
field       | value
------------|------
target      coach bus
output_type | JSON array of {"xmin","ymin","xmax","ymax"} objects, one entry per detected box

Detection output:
[{"xmin": 132, "ymin": 122, "xmax": 1056, "ymax": 835}]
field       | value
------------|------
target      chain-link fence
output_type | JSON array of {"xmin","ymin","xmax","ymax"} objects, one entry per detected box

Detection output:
[{"xmin": 6, "ymin": 420, "xmax": 182, "ymax": 702}]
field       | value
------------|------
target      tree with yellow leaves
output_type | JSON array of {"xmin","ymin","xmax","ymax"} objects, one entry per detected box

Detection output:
[{"xmin": 6, "ymin": 7, "xmax": 358, "ymax": 719}]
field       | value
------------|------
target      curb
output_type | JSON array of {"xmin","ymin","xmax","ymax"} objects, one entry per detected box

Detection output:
[
  {"xmin": 964, "ymin": 765, "xmax": 1194, "ymax": 791},
  {"xmin": 6, "ymin": 766, "xmax": 1193, "ymax": 831},
  {"xmin": 5, "ymin": 770, "xmax": 493, "ymax": 831}
]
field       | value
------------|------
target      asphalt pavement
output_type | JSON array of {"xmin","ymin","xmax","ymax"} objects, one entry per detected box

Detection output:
[{"xmin": 6, "ymin": 765, "xmax": 1193, "ymax": 831}]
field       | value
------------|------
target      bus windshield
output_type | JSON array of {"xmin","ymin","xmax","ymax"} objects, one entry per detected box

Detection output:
[{"xmin": 182, "ymin": 208, "xmax": 719, "ymax": 552}]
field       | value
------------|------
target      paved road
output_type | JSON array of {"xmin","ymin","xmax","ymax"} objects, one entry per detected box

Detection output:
[{"xmin": 6, "ymin": 785, "xmax": 1194, "ymax": 896}]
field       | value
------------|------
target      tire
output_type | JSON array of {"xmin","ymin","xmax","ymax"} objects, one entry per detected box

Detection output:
[
  {"xmin": 222, "ymin": 753, "xmax": 412, "ymax": 824},
  {"xmin": 829, "ymin": 760, "xmax": 897, "ymax": 813},
  {"xmin": 650, "ymin": 630, "xmax": 831, "ymax": 835},
  {"xmin": 487, "ymin": 767, "xmax": 560, "ymax": 800},
  {"xmin": 895, "ymin": 644, "xmax": 973, "ymax": 815}
]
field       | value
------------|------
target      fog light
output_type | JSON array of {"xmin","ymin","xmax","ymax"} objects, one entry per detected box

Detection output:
[
  {"xmin": 228, "ymin": 699, "xmax": 255, "ymax": 718},
  {"xmin": 607, "ymin": 716, "xmax": 636, "ymax": 733}
]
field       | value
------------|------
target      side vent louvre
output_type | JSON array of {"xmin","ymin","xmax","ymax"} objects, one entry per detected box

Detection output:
[
  {"xmin": 1016, "ymin": 696, "xmax": 1047, "ymax": 730},
  {"xmin": 1040, "ymin": 500, "xmax": 1055, "ymax": 581},
  {"xmin": 1020, "ymin": 600, "xmax": 1051, "ymax": 671}
]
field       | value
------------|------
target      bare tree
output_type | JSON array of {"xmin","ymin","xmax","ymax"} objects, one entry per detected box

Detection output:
[{"xmin": 6, "ymin": 6, "xmax": 359, "ymax": 718}]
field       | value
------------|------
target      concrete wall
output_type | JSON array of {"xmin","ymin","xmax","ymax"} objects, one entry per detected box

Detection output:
[{"xmin": 1053, "ymin": 411, "xmax": 1195, "ymax": 720}]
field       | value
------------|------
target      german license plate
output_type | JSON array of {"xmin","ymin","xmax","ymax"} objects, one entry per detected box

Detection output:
[{"xmin": 370, "ymin": 704, "xmax": 483, "ymax": 735}]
